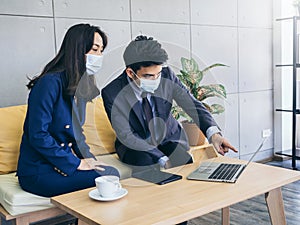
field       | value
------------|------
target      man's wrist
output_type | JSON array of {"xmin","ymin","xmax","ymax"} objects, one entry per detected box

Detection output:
[
  {"xmin": 206, "ymin": 126, "xmax": 221, "ymax": 143},
  {"xmin": 158, "ymin": 156, "xmax": 169, "ymax": 167}
]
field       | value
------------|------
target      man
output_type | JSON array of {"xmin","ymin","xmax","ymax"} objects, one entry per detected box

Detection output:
[{"xmin": 102, "ymin": 35, "xmax": 237, "ymax": 170}]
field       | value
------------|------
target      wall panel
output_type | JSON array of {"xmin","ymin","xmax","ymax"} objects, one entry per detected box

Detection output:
[
  {"xmin": 54, "ymin": 0, "xmax": 130, "ymax": 21},
  {"xmin": 0, "ymin": 0, "xmax": 53, "ymax": 17},
  {"xmin": 0, "ymin": 16, "xmax": 55, "ymax": 107}
]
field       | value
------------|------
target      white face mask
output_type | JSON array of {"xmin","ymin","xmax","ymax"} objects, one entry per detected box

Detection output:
[
  {"xmin": 86, "ymin": 54, "xmax": 103, "ymax": 75},
  {"xmin": 133, "ymin": 73, "xmax": 161, "ymax": 93}
]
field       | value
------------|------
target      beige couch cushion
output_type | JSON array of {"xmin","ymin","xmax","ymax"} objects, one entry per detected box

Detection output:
[
  {"xmin": 84, "ymin": 97, "xmax": 117, "ymax": 155},
  {"xmin": 0, "ymin": 105, "xmax": 27, "ymax": 174},
  {"xmin": 0, "ymin": 173, "xmax": 53, "ymax": 216},
  {"xmin": 0, "ymin": 154, "xmax": 131, "ymax": 216}
]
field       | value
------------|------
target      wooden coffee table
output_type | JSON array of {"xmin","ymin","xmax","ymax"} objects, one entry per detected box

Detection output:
[{"xmin": 51, "ymin": 146, "xmax": 300, "ymax": 225}]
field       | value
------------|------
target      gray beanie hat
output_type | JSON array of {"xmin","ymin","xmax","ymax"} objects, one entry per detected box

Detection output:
[{"xmin": 123, "ymin": 36, "xmax": 168, "ymax": 66}]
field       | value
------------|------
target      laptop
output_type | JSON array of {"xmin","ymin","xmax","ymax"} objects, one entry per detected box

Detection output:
[
  {"xmin": 132, "ymin": 164, "xmax": 183, "ymax": 185},
  {"xmin": 187, "ymin": 137, "xmax": 268, "ymax": 183}
]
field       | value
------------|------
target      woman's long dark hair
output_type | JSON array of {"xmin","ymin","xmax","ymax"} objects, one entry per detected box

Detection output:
[{"xmin": 27, "ymin": 23, "xmax": 107, "ymax": 96}]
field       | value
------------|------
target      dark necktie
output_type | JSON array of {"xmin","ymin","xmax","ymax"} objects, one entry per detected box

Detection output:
[
  {"xmin": 142, "ymin": 93, "xmax": 153, "ymax": 126},
  {"xmin": 141, "ymin": 93, "xmax": 156, "ymax": 145}
]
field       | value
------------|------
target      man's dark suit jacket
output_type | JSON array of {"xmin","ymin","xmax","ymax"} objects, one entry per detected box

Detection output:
[{"xmin": 101, "ymin": 66, "xmax": 218, "ymax": 164}]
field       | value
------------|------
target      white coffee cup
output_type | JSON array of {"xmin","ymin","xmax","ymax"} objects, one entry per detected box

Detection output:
[{"xmin": 95, "ymin": 175, "xmax": 122, "ymax": 197}]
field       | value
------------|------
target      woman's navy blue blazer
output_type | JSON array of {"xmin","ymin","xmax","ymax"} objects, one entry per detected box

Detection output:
[{"xmin": 17, "ymin": 72, "xmax": 90, "ymax": 177}]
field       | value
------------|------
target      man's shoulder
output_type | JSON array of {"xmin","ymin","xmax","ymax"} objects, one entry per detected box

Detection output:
[
  {"xmin": 161, "ymin": 66, "xmax": 176, "ymax": 79},
  {"xmin": 103, "ymin": 72, "xmax": 126, "ymax": 91},
  {"xmin": 101, "ymin": 71, "xmax": 128, "ymax": 100}
]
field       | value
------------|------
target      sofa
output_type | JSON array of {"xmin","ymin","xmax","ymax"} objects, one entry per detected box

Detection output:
[
  {"xmin": 0, "ymin": 98, "xmax": 134, "ymax": 225},
  {"xmin": 0, "ymin": 98, "xmax": 213, "ymax": 225}
]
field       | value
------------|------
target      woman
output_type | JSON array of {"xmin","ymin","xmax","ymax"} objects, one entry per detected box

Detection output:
[{"xmin": 17, "ymin": 23, "xmax": 119, "ymax": 197}]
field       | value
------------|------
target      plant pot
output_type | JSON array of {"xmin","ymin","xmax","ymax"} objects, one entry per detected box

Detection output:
[{"xmin": 181, "ymin": 121, "xmax": 206, "ymax": 146}]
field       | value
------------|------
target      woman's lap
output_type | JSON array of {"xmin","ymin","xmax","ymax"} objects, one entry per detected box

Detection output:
[{"xmin": 18, "ymin": 165, "xmax": 119, "ymax": 197}]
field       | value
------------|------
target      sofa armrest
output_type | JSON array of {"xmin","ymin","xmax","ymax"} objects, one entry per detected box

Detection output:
[{"xmin": 188, "ymin": 144, "xmax": 219, "ymax": 163}]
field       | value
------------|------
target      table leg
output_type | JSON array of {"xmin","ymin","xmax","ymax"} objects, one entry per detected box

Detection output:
[
  {"xmin": 222, "ymin": 207, "xmax": 230, "ymax": 225},
  {"xmin": 265, "ymin": 187, "xmax": 286, "ymax": 225}
]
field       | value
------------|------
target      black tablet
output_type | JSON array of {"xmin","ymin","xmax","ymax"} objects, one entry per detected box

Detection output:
[{"xmin": 132, "ymin": 169, "xmax": 182, "ymax": 185}]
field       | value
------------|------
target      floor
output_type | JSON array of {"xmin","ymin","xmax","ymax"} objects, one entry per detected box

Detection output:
[{"xmin": 188, "ymin": 159, "xmax": 300, "ymax": 225}]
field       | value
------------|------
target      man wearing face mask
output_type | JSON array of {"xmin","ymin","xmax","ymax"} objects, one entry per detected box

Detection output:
[{"xmin": 101, "ymin": 35, "xmax": 237, "ymax": 171}]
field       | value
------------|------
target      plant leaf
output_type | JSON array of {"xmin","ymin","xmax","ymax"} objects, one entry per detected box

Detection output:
[
  {"xmin": 171, "ymin": 105, "xmax": 193, "ymax": 122},
  {"xmin": 202, "ymin": 63, "xmax": 228, "ymax": 74},
  {"xmin": 179, "ymin": 70, "xmax": 194, "ymax": 84},
  {"xmin": 181, "ymin": 57, "xmax": 198, "ymax": 72},
  {"xmin": 201, "ymin": 102, "xmax": 212, "ymax": 112},
  {"xmin": 197, "ymin": 84, "xmax": 226, "ymax": 101},
  {"xmin": 195, "ymin": 71, "xmax": 204, "ymax": 84},
  {"xmin": 209, "ymin": 104, "xmax": 225, "ymax": 114}
]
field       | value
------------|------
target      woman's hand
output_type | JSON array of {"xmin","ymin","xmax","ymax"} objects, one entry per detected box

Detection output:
[{"xmin": 77, "ymin": 158, "xmax": 108, "ymax": 171}]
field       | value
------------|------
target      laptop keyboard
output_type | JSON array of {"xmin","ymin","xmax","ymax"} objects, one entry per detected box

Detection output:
[{"xmin": 208, "ymin": 163, "xmax": 242, "ymax": 181}]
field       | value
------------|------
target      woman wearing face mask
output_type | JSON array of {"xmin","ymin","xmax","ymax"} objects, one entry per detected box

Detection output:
[{"xmin": 17, "ymin": 23, "xmax": 120, "ymax": 197}]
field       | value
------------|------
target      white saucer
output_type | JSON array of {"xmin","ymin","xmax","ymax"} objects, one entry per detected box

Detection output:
[{"xmin": 89, "ymin": 188, "xmax": 128, "ymax": 201}]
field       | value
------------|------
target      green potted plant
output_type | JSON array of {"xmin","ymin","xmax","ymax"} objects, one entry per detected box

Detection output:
[{"xmin": 172, "ymin": 57, "xmax": 227, "ymax": 145}]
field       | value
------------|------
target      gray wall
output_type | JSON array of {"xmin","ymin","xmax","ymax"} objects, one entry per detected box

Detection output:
[{"xmin": 0, "ymin": 0, "xmax": 273, "ymax": 160}]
